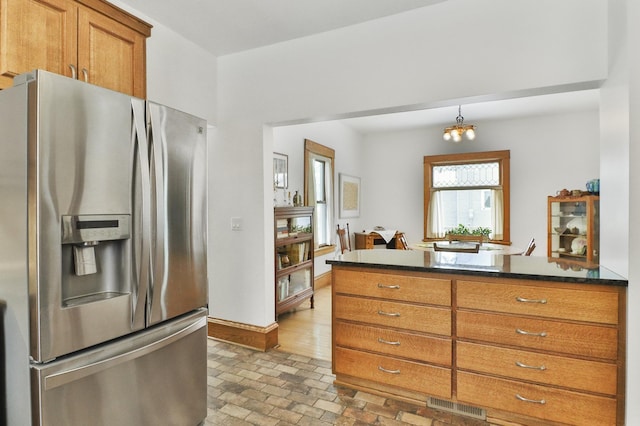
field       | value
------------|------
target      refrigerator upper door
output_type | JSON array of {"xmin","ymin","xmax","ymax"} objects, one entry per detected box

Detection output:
[
  {"xmin": 0, "ymin": 78, "xmax": 33, "ymax": 426},
  {"xmin": 28, "ymin": 70, "xmax": 148, "ymax": 362},
  {"xmin": 147, "ymin": 102, "xmax": 208, "ymax": 325}
]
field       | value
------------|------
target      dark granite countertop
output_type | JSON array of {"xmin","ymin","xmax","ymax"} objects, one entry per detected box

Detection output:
[{"xmin": 326, "ymin": 250, "xmax": 628, "ymax": 287}]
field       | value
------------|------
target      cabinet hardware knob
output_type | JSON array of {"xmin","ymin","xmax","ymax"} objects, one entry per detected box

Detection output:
[
  {"xmin": 377, "ymin": 310, "xmax": 400, "ymax": 317},
  {"xmin": 516, "ymin": 328, "xmax": 547, "ymax": 337},
  {"xmin": 69, "ymin": 64, "xmax": 77, "ymax": 79},
  {"xmin": 377, "ymin": 283, "xmax": 400, "ymax": 289},
  {"xmin": 378, "ymin": 366, "xmax": 400, "ymax": 374},
  {"xmin": 515, "ymin": 361, "xmax": 547, "ymax": 370},
  {"xmin": 377, "ymin": 338, "xmax": 401, "ymax": 346},
  {"xmin": 516, "ymin": 296, "xmax": 547, "ymax": 304},
  {"xmin": 516, "ymin": 394, "xmax": 546, "ymax": 404}
]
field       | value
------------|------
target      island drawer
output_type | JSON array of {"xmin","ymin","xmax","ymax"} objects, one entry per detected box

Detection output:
[
  {"xmin": 456, "ymin": 341, "xmax": 617, "ymax": 395},
  {"xmin": 457, "ymin": 280, "xmax": 618, "ymax": 325},
  {"xmin": 457, "ymin": 311, "xmax": 617, "ymax": 360},
  {"xmin": 335, "ymin": 321, "xmax": 452, "ymax": 366},
  {"xmin": 335, "ymin": 294, "xmax": 451, "ymax": 336},
  {"xmin": 333, "ymin": 269, "xmax": 451, "ymax": 306},
  {"xmin": 334, "ymin": 346, "xmax": 451, "ymax": 398},
  {"xmin": 457, "ymin": 371, "xmax": 616, "ymax": 426}
]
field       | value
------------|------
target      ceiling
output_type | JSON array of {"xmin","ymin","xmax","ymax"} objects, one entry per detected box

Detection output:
[
  {"xmin": 338, "ymin": 89, "xmax": 600, "ymax": 134},
  {"xmin": 117, "ymin": 0, "xmax": 599, "ymax": 134},
  {"xmin": 117, "ymin": 0, "xmax": 445, "ymax": 57}
]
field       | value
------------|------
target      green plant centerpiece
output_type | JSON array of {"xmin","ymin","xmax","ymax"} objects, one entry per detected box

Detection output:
[{"xmin": 445, "ymin": 224, "xmax": 492, "ymax": 243}]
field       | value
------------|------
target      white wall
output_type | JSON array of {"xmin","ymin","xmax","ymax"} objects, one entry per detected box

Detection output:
[
  {"xmin": 627, "ymin": 0, "xmax": 640, "ymax": 420},
  {"xmin": 272, "ymin": 109, "xmax": 602, "ymax": 271},
  {"xmin": 215, "ymin": 0, "xmax": 607, "ymax": 328},
  {"xmin": 600, "ymin": 0, "xmax": 629, "ymax": 277},
  {"xmin": 603, "ymin": 0, "xmax": 640, "ymax": 423},
  {"xmin": 218, "ymin": 0, "xmax": 605, "ymax": 125},
  {"xmin": 359, "ymin": 111, "xmax": 600, "ymax": 250},
  {"xmin": 110, "ymin": 0, "xmax": 218, "ymax": 123}
]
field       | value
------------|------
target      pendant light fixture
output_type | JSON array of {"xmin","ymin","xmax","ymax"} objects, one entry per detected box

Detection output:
[{"xmin": 443, "ymin": 105, "xmax": 476, "ymax": 142}]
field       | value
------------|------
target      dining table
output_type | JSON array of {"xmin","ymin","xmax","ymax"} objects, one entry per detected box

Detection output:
[{"xmin": 412, "ymin": 241, "xmax": 524, "ymax": 255}]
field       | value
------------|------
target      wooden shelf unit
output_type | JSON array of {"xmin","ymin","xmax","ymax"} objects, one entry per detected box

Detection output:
[
  {"xmin": 274, "ymin": 206, "xmax": 314, "ymax": 320},
  {"xmin": 547, "ymin": 195, "xmax": 599, "ymax": 264}
]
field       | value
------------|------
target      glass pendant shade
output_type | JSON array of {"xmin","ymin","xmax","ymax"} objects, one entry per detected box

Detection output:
[{"xmin": 466, "ymin": 128, "xmax": 475, "ymax": 140}]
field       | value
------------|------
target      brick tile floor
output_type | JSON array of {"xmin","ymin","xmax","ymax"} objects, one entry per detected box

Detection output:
[{"xmin": 205, "ymin": 338, "xmax": 493, "ymax": 426}]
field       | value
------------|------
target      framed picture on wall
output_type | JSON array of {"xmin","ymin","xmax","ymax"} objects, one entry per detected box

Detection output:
[
  {"xmin": 339, "ymin": 174, "xmax": 360, "ymax": 218},
  {"xmin": 273, "ymin": 152, "xmax": 288, "ymax": 189}
]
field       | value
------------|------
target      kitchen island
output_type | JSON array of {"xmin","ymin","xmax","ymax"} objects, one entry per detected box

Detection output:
[{"xmin": 327, "ymin": 250, "xmax": 627, "ymax": 426}]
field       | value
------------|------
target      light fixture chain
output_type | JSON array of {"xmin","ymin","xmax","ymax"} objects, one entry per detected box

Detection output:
[{"xmin": 456, "ymin": 105, "xmax": 464, "ymax": 125}]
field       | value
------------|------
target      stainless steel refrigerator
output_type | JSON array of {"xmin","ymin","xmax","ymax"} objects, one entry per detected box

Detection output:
[{"xmin": 0, "ymin": 70, "xmax": 209, "ymax": 425}]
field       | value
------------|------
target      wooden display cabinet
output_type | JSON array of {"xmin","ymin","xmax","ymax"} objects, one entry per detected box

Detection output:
[
  {"xmin": 547, "ymin": 195, "xmax": 599, "ymax": 263},
  {"xmin": 274, "ymin": 207, "xmax": 314, "ymax": 320}
]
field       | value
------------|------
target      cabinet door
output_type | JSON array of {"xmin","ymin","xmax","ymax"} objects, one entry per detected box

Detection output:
[
  {"xmin": 0, "ymin": 0, "xmax": 77, "ymax": 89},
  {"xmin": 77, "ymin": 6, "xmax": 145, "ymax": 97}
]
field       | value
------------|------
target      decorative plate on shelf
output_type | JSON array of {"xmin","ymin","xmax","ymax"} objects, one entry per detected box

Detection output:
[
  {"xmin": 566, "ymin": 218, "xmax": 585, "ymax": 233},
  {"xmin": 571, "ymin": 238, "xmax": 587, "ymax": 255}
]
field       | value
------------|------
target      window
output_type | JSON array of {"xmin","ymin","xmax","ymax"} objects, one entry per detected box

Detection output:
[
  {"xmin": 424, "ymin": 150, "xmax": 510, "ymax": 243},
  {"xmin": 304, "ymin": 139, "xmax": 335, "ymax": 254}
]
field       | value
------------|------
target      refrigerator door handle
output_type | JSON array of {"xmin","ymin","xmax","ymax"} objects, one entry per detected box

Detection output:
[
  {"xmin": 42, "ymin": 315, "xmax": 207, "ymax": 391},
  {"xmin": 131, "ymin": 99, "xmax": 151, "ymax": 327},
  {"xmin": 148, "ymin": 107, "xmax": 168, "ymax": 314}
]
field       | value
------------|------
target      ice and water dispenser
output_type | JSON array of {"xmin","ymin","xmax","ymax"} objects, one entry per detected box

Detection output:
[{"xmin": 60, "ymin": 214, "xmax": 131, "ymax": 307}]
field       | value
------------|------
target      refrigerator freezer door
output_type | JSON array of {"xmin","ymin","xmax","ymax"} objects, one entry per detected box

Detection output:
[
  {"xmin": 31, "ymin": 309, "xmax": 208, "ymax": 426},
  {"xmin": 147, "ymin": 102, "xmax": 208, "ymax": 325}
]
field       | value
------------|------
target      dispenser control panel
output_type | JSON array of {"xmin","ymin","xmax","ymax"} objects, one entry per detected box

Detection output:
[{"xmin": 61, "ymin": 214, "xmax": 131, "ymax": 244}]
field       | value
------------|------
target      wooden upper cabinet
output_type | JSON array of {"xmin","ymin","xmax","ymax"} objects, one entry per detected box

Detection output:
[
  {"xmin": 0, "ymin": 0, "xmax": 77, "ymax": 88},
  {"xmin": 0, "ymin": 0, "xmax": 151, "ymax": 97},
  {"xmin": 77, "ymin": 5, "xmax": 146, "ymax": 97}
]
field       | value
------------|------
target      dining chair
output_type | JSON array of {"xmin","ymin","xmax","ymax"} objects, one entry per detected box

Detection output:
[
  {"xmin": 433, "ymin": 242, "xmax": 480, "ymax": 253},
  {"xmin": 523, "ymin": 238, "xmax": 536, "ymax": 256},
  {"xmin": 337, "ymin": 223, "xmax": 351, "ymax": 254},
  {"xmin": 399, "ymin": 233, "xmax": 410, "ymax": 250}
]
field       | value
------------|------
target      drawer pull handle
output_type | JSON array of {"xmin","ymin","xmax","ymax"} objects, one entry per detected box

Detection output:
[
  {"xmin": 515, "ymin": 361, "xmax": 547, "ymax": 371},
  {"xmin": 516, "ymin": 328, "xmax": 547, "ymax": 337},
  {"xmin": 377, "ymin": 283, "xmax": 400, "ymax": 289},
  {"xmin": 516, "ymin": 394, "xmax": 546, "ymax": 405},
  {"xmin": 377, "ymin": 338, "xmax": 401, "ymax": 346},
  {"xmin": 516, "ymin": 296, "xmax": 547, "ymax": 304},
  {"xmin": 378, "ymin": 310, "xmax": 400, "ymax": 317},
  {"xmin": 378, "ymin": 366, "xmax": 401, "ymax": 374}
]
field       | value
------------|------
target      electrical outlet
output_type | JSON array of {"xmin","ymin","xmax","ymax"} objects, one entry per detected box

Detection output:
[{"xmin": 231, "ymin": 217, "xmax": 242, "ymax": 231}]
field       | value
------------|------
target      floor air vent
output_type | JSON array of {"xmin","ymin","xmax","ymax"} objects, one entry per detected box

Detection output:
[{"xmin": 427, "ymin": 397, "xmax": 486, "ymax": 420}]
